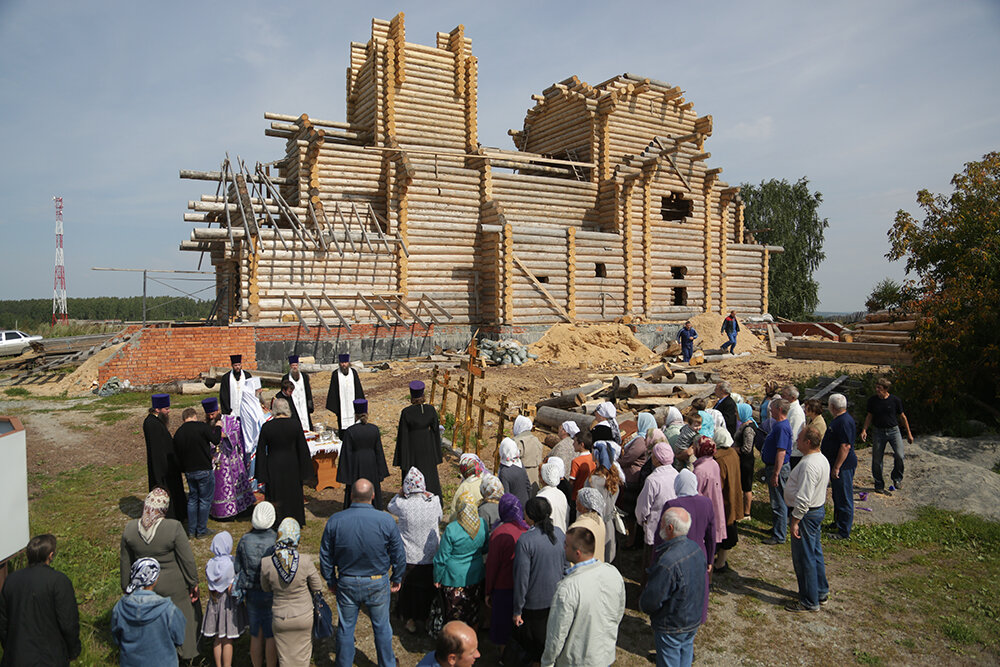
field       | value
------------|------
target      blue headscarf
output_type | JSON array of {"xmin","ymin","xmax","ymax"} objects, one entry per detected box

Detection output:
[
  {"xmin": 737, "ymin": 402, "xmax": 756, "ymax": 429},
  {"xmin": 593, "ymin": 440, "xmax": 614, "ymax": 470}
]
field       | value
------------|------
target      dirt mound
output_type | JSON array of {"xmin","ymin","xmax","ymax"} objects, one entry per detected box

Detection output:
[
  {"xmin": 686, "ymin": 312, "xmax": 768, "ymax": 352},
  {"xmin": 30, "ymin": 343, "xmax": 126, "ymax": 397},
  {"xmin": 529, "ymin": 323, "xmax": 653, "ymax": 365}
]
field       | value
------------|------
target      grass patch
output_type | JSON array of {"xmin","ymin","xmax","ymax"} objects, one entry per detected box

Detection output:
[
  {"xmin": 3, "ymin": 386, "xmax": 30, "ymax": 397},
  {"xmin": 942, "ymin": 616, "xmax": 978, "ymax": 644},
  {"xmin": 96, "ymin": 411, "xmax": 131, "ymax": 425},
  {"xmin": 736, "ymin": 596, "xmax": 764, "ymax": 621},
  {"xmin": 853, "ymin": 649, "xmax": 886, "ymax": 666}
]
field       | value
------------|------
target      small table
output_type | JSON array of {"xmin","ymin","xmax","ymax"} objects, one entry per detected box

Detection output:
[{"xmin": 307, "ymin": 438, "xmax": 343, "ymax": 491}]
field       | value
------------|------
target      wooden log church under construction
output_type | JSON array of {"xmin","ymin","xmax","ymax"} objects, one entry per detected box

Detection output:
[{"xmin": 179, "ymin": 13, "xmax": 778, "ymax": 351}]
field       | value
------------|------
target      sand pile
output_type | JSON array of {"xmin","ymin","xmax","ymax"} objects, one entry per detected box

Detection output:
[
  {"xmin": 529, "ymin": 324, "xmax": 653, "ymax": 365},
  {"xmin": 31, "ymin": 343, "xmax": 126, "ymax": 397},
  {"xmin": 686, "ymin": 312, "xmax": 768, "ymax": 352}
]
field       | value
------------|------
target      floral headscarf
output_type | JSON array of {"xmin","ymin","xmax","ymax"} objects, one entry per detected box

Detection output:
[
  {"xmin": 403, "ymin": 466, "xmax": 433, "ymax": 499},
  {"xmin": 648, "ymin": 428, "xmax": 668, "ymax": 445},
  {"xmin": 139, "ymin": 488, "xmax": 170, "ymax": 545},
  {"xmin": 577, "ymin": 487, "xmax": 605, "ymax": 519},
  {"xmin": 674, "ymin": 468, "xmax": 699, "ymax": 497},
  {"xmin": 513, "ymin": 415, "xmax": 533, "ymax": 437},
  {"xmin": 206, "ymin": 531, "xmax": 235, "ymax": 592},
  {"xmin": 499, "ymin": 493, "xmax": 530, "ymax": 531},
  {"xmin": 272, "ymin": 517, "xmax": 301, "ymax": 584},
  {"xmin": 653, "ymin": 441, "xmax": 675, "ymax": 466},
  {"xmin": 695, "ymin": 435, "xmax": 717, "ymax": 459},
  {"xmin": 480, "ymin": 474, "xmax": 504, "ymax": 503},
  {"xmin": 126, "ymin": 557, "xmax": 160, "ymax": 594},
  {"xmin": 455, "ymin": 491, "xmax": 482, "ymax": 538},
  {"xmin": 595, "ymin": 402, "xmax": 621, "ymax": 444},
  {"xmin": 541, "ymin": 459, "xmax": 564, "ymax": 488},
  {"xmin": 499, "ymin": 438, "xmax": 523, "ymax": 468},
  {"xmin": 459, "ymin": 453, "xmax": 486, "ymax": 479}
]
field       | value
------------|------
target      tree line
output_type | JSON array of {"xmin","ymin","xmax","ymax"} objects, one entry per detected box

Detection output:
[{"xmin": 1, "ymin": 297, "xmax": 214, "ymax": 328}]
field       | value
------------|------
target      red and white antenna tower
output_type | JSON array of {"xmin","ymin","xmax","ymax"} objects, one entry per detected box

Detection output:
[{"xmin": 52, "ymin": 197, "xmax": 68, "ymax": 326}]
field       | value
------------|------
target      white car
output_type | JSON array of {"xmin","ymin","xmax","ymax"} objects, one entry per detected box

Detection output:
[{"xmin": 0, "ymin": 330, "xmax": 43, "ymax": 356}]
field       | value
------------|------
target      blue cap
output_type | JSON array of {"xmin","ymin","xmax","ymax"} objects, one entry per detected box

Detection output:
[
  {"xmin": 201, "ymin": 397, "xmax": 219, "ymax": 413},
  {"xmin": 288, "ymin": 355, "xmax": 299, "ymax": 364},
  {"xmin": 409, "ymin": 380, "xmax": 425, "ymax": 398},
  {"xmin": 338, "ymin": 353, "xmax": 350, "ymax": 363},
  {"xmin": 151, "ymin": 393, "xmax": 170, "ymax": 409},
  {"xmin": 353, "ymin": 398, "xmax": 368, "ymax": 413}
]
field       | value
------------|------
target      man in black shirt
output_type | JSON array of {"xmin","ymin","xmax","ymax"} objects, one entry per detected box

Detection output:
[
  {"xmin": 0, "ymin": 534, "xmax": 81, "ymax": 666},
  {"xmin": 173, "ymin": 400, "xmax": 222, "ymax": 537},
  {"xmin": 860, "ymin": 377, "xmax": 913, "ymax": 495}
]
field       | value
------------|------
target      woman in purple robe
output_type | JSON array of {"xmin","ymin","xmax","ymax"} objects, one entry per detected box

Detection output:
[{"xmin": 211, "ymin": 414, "xmax": 256, "ymax": 519}]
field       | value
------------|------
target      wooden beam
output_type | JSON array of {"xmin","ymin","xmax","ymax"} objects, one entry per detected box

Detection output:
[
  {"xmin": 356, "ymin": 293, "xmax": 390, "ymax": 328},
  {"xmin": 301, "ymin": 293, "xmax": 332, "ymax": 332},
  {"xmin": 281, "ymin": 292, "xmax": 310, "ymax": 333},
  {"xmin": 321, "ymin": 294, "xmax": 352, "ymax": 331}
]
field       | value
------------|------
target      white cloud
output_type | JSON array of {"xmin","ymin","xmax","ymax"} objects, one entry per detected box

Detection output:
[{"xmin": 725, "ymin": 116, "xmax": 774, "ymax": 142}]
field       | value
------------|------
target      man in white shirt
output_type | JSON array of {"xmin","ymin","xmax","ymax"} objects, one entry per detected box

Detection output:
[
  {"xmin": 542, "ymin": 526, "xmax": 625, "ymax": 667},
  {"xmin": 782, "ymin": 385, "xmax": 806, "ymax": 468},
  {"xmin": 783, "ymin": 425, "xmax": 831, "ymax": 612}
]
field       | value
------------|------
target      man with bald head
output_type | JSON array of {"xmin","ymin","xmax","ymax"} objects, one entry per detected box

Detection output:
[
  {"xmin": 416, "ymin": 621, "xmax": 480, "ymax": 666},
  {"xmin": 320, "ymin": 479, "xmax": 406, "ymax": 666}
]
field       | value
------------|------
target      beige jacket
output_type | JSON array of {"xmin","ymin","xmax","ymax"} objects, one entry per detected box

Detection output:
[
  {"xmin": 515, "ymin": 432, "xmax": 545, "ymax": 486},
  {"xmin": 260, "ymin": 553, "xmax": 324, "ymax": 619}
]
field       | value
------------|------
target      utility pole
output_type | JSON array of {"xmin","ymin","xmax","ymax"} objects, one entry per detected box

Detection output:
[{"xmin": 52, "ymin": 197, "xmax": 68, "ymax": 326}]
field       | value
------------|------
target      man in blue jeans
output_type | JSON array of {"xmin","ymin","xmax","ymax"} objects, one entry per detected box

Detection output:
[
  {"xmin": 720, "ymin": 310, "xmax": 740, "ymax": 354},
  {"xmin": 784, "ymin": 426, "xmax": 831, "ymax": 612},
  {"xmin": 639, "ymin": 508, "xmax": 706, "ymax": 667},
  {"xmin": 861, "ymin": 377, "xmax": 913, "ymax": 495},
  {"xmin": 173, "ymin": 400, "xmax": 222, "ymax": 537},
  {"xmin": 320, "ymin": 479, "xmax": 406, "ymax": 667},
  {"xmin": 760, "ymin": 399, "xmax": 793, "ymax": 545},
  {"xmin": 821, "ymin": 394, "xmax": 857, "ymax": 539}
]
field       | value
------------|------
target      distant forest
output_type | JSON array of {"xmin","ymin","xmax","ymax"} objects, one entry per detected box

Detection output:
[{"xmin": 1, "ymin": 297, "xmax": 214, "ymax": 329}]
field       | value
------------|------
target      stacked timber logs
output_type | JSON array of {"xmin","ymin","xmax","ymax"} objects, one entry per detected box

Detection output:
[{"xmin": 842, "ymin": 319, "xmax": 917, "ymax": 344}]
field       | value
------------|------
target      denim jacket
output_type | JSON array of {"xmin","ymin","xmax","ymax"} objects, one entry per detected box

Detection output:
[
  {"xmin": 638, "ymin": 536, "xmax": 706, "ymax": 634},
  {"xmin": 234, "ymin": 528, "xmax": 276, "ymax": 597}
]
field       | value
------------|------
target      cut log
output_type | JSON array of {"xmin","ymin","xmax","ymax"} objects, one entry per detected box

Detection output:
[
  {"xmin": 560, "ymin": 381, "xmax": 604, "ymax": 397},
  {"xmin": 535, "ymin": 393, "xmax": 586, "ymax": 410},
  {"xmin": 640, "ymin": 363, "xmax": 675, "ymax": 382},
  {"xmin": 535, "ymin": 406, "xmax": 594, "ymax": 434}
]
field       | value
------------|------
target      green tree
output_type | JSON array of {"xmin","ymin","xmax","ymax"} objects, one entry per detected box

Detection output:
[
  {"xmin": 740, "ymin": 178, "xmax": 828, "ymax": 319},
  {"xmin": 865, "ymin": 278, "xmax": 915, "ymax": 313},
  {"xmin": 887, "ymin": 151, "xmax": 1000, "ymax": 425}
]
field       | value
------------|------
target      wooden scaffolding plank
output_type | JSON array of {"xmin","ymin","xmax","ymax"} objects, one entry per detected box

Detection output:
[{"xmin": 512, "ymin": 253, "xmax": 572, "ymax": 322}]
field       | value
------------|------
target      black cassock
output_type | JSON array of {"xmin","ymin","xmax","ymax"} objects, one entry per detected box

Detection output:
[
  {"xmin": 256, "ymin": 416, "xmax": 317, "ymax": 526},
  {"xmin": 219, "ymin": 369, "xmax": 253, "ymax": 415},
  {"xmin": 325, "ymin": 368, "xmax": 365, "ymax": 434},
  {"xmin": 393, "ymin": 403, "xmax": 443, "ymax": 497},
  {"xmin": 337, "ymin": 422, "xmax": 390, "ymax": 509},
  {"xmin": 142, "ymin": 414, "xmax": 187, "ymax": 522}
]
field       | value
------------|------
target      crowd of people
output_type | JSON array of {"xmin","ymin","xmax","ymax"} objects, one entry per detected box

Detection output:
[{"xmin": 0, "ymin": 344, "xmax": 917, "ymax": 667}]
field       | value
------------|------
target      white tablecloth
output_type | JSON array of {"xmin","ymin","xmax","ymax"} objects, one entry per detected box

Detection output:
[{"xmin": 308, "ymin": 439, "xmax": 341, "ymax": 458}]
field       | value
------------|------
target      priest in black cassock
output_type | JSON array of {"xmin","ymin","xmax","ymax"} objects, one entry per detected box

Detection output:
[
  {"xmin": 142, "ymin": 393, "xmax": 187, "ymax": 522},
  {"xmin": 219, "ymin": 354, "xmax": 253, "ymax": 415},
  {"xmin": 281, "ymin": 355, "xmax": 313, "ymax": 432},
  {"xmin": 255, "ymin": 398, "xmax": 317, "ymax": 526},
  {"xmin": 273, "ymin": 380, "xmax": 304, "ymax": 432},
  {"xmin": 325, "ymin": 353, "xmax": 365, "ymax": 436},
  {"xmin": 336, "ymin": 399, "xmax": 390, "ymax": 509},
  {"xmin": 393, "ymin": 380, "xmax": 443, "ymax": 497}
]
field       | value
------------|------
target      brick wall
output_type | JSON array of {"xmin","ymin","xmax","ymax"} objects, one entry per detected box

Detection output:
[{"xmin": 98, "ymin": 326, "xmax": 256, "ymax": 385}]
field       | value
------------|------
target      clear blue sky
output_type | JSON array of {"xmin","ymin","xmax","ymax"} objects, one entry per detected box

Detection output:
[{"xmin": 2, "ymin": 1, "xmax": 998, "ymax": 312}]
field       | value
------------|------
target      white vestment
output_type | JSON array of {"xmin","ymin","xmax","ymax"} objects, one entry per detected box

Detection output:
[
  {"xmin": 290, "ymin": 373, "xmax": 309, "ymax": 432},
  {"xmin": 229, "ymin": 371, "xmax": 246, "ymax": 414},
  {"xmin": 239, "ymin": 377, "xmax": 266, "ymax": 455},
  {"xmin": 337, "ymin": 369, "xmax": 356, "ymax": 430}
]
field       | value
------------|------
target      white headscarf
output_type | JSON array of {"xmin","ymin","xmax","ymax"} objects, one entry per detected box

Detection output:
[
  {"xmin": 706, "ymin": 408, "xmax": 726, "ymax": 431},
  {"xmin": 560, "ymin": 420, "xmax": 580, "ymax": 438},
  {"xmin": 714, "ymin": 426, "xmax": 734, "ymax": 449},
  {"xmin": 595, "ymin": 401, "xmax": 621, "ymax": 444},
  {"xmin": 541, "ymin": 458, "xmax": 564, "ymax": 487},
  {"xmin": 513, "ymin": 415, "xmax": 533, "ymax": 437},
  {"xmin": 674, "ymin": 468, "xmax": 699, "ymax": 497},
  {"xmin": 665, "ymin": 407, "xmax": 684, "ymax": 427},
  {"xmin": 499, "ymin": 437, "xmax": 523, "ymax": 468}
]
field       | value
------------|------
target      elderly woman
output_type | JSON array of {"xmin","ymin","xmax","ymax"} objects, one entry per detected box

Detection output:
[
  {"xmin": 434, "ymin": 492, "xmax": 488, "ymax": 628},
  {"xmin": 387, "ymin": 467, "xmax": 443, "ymax": 633},
  {"xmin": 537, "ymin": 459, "xmax": 569, "ymax": 533},
  {"xmin": 692, "ymin": 437, "xmax": 727, "ymax": 546},
  {"xmin": 513, "ymin": 415, "xmax": 545, "ymax": 491},
  {"xmin": 735, "ymin": 403, "xmax": 758, "ymax": 519},
  {"xmin": 112, "ymin": 558, "xmax": 186, "ymax": 666},
  {"xmin": 587, "ymin": 465, "xmax": 621, "ymax": 563},
  {"xmin": 547, "ymin": 420, "xmax": 579, "ymax": 472},
  {"xmin": 498, "ymin": 437, "xmax": 531, "ymax": 506},
  {"xmin": 662, "ymin": 469, "xmax": 716, "ymax": 624},
  {"xmin": 478, "ymin": 474, "xmax": 505, "ymax": 533},
  {"xmin": 260, "ymin": 518, "xmax": 324, "ymax": 667},
  {"xmin": 635, "ymin": 443, "xmax": 678, "ymax": 567},
  {"xmin": 662, "ymin": 407, "xmax": 685, "ymax": 446},
  {"xmin": 620, "ymin": 412, "xmax": 653, "ymax": 483},
  {"xmin": 234, "ymin": 502, "xmax": 278, "ymax": 667},
  {"xmin": 592, "ymin": 401, "xmax": 622, "ymax": 445},
  {"xmin": 451, "ymin": 453, "xmax": 487, "ymax": 518},
  {"xmin": 120, "ymin": 488, "xmax": 199, "ymax": 662},
  {"xmin": 712, "ymin": 431, "xmax": 744, "ymax": 574},
  {"xmin": 570, "ymin": 487, "xmax": 607, "ymax": 562},
  {"xmin": 485, "ymin": 494, "xmax": 529, "ymax": 648}
]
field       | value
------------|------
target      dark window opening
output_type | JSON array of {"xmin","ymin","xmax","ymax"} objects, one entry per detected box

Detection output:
[
  {"xmin": 661, "ymin": 193, "xmax": 692, "ymax": 222},
  {"xmin": 595, "ymin": 263, "xmax": 607, "ymax": 278},
  {"xmin": 673, "ymin": 287, "xmax": 688, "ymax": 306},
  {"xmin": 537, "ymin": 275, "xmax": 549, "ymax": 283},
  {"xmin": 671, "ymin": 266, "xmax": 687, "ymax": 280}
]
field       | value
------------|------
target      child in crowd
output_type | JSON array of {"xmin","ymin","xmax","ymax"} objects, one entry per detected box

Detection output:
[{"xmin": 202, "ymin": 531, "xmax": 247, "ymax": 667}]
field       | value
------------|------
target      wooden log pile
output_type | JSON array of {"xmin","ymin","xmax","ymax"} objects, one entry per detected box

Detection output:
[
  {"xmin": 777, "ymin": 340, "xmax": 914, "ymax": 366},
  {"xmin": 176, "ymin": 13, "xmax": 775, "ymax": 328}
]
